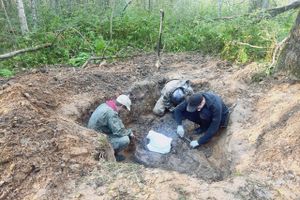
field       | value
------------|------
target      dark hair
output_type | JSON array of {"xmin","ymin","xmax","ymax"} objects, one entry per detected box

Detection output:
[{"xmin": 186, "ymin": 93, "xmax": 203, "ymax": 112}]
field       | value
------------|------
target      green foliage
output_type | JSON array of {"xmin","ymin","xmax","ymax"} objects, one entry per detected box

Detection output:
[
  {"xmin": 0, "ymin": 2, "xmax": 297, "ymax": 77},
  {"xmin": 94, "ymin": 37, "xmax": 106, "ymax": 53},
  {"xmin": 69, "ymin": 52, "xmax": 90, "ymax": 67},
  {"xmin": 0, "ymin": 68, "xmax": 14, "ymax": 77}
]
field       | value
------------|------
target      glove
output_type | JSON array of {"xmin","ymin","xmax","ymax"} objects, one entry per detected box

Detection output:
[
  {"xmin": 129, "ymin": 132, "xmax": 135, "ymax": 138},
  {"xmin": 177, "ymin": 125, "xmax": 184, "ymax": 137},
  {"xmin": 190, "ymin": 140, "xmax": 199, "ymax": 148}
]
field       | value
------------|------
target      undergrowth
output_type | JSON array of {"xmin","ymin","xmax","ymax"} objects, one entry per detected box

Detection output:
[{"xmin": 0, "ymin": 2, "xmax": 296, "ymax": 77}]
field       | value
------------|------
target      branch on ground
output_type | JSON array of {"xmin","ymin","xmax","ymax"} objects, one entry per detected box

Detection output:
[
  {"xmin": 0, "ymin": 27, "xmax": 93, "ymax": 61},
  {"xmin": 81, "ymin": 54, "xmax": 144, "ymax": 68},
  {"xmin": 0, "ymin": 43, "xmax": 52, "ymax": 60},
  {"xmin": 232, "ymin": 41, "xmax": 267, "ymax": 49}
]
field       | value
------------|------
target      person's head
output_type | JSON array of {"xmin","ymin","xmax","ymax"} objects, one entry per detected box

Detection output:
[
  {"xmin": 171, "ymin": 88, "xmax": 185, "ymax": 106},
  {"xmin": 186, "ymin": 93, "xmax": 205, "ymax": 112},
  {"xmin": 116, "ymin": 94, "xmax": 131, "ymax": 112}
]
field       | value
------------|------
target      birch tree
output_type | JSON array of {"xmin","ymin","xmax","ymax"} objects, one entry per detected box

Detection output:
[
  {"xmin": 31, "ymin": 0, "xmax": 37, "ymax": 29},
  {"xmin": 17, "ymin": 0, "xmax": 29, "ymax": 34}
]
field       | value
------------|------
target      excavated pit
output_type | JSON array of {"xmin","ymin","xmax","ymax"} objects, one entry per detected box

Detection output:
[
  {"xmin": 3, "ymin": 54, "xmax": 300, "ymax": 199},
  {"xmin": 85, "ymin": 80, "xmax": 232, "ymax": 182}
]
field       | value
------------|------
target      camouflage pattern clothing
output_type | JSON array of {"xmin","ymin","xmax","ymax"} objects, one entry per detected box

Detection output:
[
  {"xmin": 153, "ymin": 80, "xmax": 194, "ymax": 116},
  {"xmin": 87, "ymin": 103, "xmax": 132, "ymax": 151}
]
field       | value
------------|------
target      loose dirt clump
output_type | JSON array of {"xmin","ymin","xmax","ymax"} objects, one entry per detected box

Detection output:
[{"xmin": 1, "ymin": 53, "xmax": 300, "ymax": 199}]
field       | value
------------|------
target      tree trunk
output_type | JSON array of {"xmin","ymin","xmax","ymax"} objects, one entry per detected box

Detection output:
[
  {"xmin": 68, "ymin": 0, "xmax": 73, "ymax": 13},
  {"xmin": 109, "ymin": 0, "xmax": 115, "ymax": 40},
  {"xmin": 16, "ymin": 0, "xmax": 29, "ymax": 34},
  {"xmin": 276, "ymin": 10, "xmax": 300, "ymax": 78},
  {"xmin": 218, "ymin": 0, "xmax": 222, "ymax": 17},
  {"xmin": 31, "ymin": 0, "xmax": 37, "ymax": 29},
  {"xmin": 55, "ymin": 0, "xmax": 59, "ymax": 14},
  {"xmin": 2, "ymin": 0, "xmax": 10, "ymax": 10},
  {"xmin": 1, "ymin": 0, "xmax": 15, "ymax": 35},
  {"xmin": 249, "ymin": 0, "xmax": 269, "ymax": 12}
]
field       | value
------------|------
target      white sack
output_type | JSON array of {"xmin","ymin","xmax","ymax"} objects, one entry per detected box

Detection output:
[{"xmin": 146, "ymin": 130, "xmax": 172, "ymax": 154}]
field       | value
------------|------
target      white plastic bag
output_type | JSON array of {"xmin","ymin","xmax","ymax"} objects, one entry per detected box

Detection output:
[{"xmin": 146, "ymin": 130, "xmax": 172, "ymax": 154}]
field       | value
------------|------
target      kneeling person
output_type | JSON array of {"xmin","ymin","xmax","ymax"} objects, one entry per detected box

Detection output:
[
  {"xmin": 153, "ymin": 79, "xmax": 194, "ymax": 116},
  {"xmin": 88, "ymin": 94, "xmax": 133, "ymax": 161},
  {"xmin": 174, "ymin": 92, "xmax": 229, "ymax": 148}
]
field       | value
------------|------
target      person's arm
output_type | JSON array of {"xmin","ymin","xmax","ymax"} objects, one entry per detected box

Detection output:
[
  {"xmin": 107, "ymin": 112, "xmax": 131, "ymax": 137},
  {"xmin": 197, "ymin": 102, "xmax": 222, "ymax": 145},
  {"xmin": 153, "ymin": 96, "xmax": 166, "ymax": 116},
  {"xmin": 173, "ymin": 101, "xmax": 187, "ymax": 125}
]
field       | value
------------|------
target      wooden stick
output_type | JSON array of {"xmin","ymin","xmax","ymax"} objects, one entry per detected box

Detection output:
[{"xmin": 155, "ymin": 9, "xmax": 164, "ymax": 69}]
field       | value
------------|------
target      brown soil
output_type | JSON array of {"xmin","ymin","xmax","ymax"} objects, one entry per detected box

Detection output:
[{"xmin": 1, "ymin": 53, "xmax": 300, "ymax": 200}]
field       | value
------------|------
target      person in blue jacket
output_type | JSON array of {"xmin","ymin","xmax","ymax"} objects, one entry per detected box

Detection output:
[{"xmin": 174, "ymin": 92, "xmax": 229, "ymax": 148}]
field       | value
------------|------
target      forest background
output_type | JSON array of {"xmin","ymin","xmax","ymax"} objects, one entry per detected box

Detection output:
[{"xmin": 0, "ymin": 0, "xmax": 297, "ymax": 77}]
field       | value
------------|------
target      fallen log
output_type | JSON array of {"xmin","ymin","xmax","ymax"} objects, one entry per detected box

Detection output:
[
  {"xmin": 0, "ymin": 43, "xmax": 52, "ymax": 60},
  {"xmin": 267, "ymin": 0, "xmax": 300, "ymax": 17},
  {"xmin": 214, "ymin": 1, "xmax": 300, "ymax": 21}
]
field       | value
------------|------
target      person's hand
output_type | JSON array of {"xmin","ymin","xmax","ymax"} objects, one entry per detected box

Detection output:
[
  {"xmin": 190, "ymin": 140, "xmax": 199, "ymax": 148},
  {"xmin": 129, "ymin": 132, "xmax": 135, "ymax": 139},
  {"xmin": 177, "ymin": 125, "xmax": 184, "ymax": 137}
]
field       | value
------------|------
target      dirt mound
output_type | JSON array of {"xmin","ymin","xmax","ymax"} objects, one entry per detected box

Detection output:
[{"xmin": 1, "ymin": 53, "xmax": 300, "ymax": 199}]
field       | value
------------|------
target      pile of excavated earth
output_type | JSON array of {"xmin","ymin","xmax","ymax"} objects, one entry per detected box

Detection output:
[{"xmin": 0, "ymin": 53, "xmax": 300, "ymax": 200}]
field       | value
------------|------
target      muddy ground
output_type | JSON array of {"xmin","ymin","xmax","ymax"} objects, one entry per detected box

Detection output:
[{"xmin": 0, "ymin": 53, "xmax": 300, "ymax": 200}]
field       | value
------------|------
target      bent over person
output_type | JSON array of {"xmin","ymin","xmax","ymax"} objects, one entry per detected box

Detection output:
[
  {"xmin": 88, "ymin": 94, "xmax": 133, "ymax": 161},
  {"xmin": 153, "ymin": 79, "xmax": 194, "ymax": 116},
  {"xmin": 174, "ymin": 92, "xmax": 229, "ymax": 148}
]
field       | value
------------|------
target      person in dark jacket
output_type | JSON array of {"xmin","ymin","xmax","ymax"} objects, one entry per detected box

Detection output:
[{"xmin": 174, "ymin": 92, "xmax": 229, "ymax": 148}]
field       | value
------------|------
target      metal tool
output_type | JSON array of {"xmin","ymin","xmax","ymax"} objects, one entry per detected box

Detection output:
[{"xmin": 179, "ymin": 135, "xmax": 192, "ymax": 144}]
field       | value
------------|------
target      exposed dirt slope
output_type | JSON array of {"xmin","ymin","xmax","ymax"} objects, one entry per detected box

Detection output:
[{"xmin": 0, "ymin": 53, "xmax": 299, "ymax": 200}]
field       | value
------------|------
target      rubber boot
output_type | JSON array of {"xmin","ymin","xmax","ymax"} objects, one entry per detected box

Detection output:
[{"xmin": 114, "ymin": 152, "xmax": 126, "ymax": 162}]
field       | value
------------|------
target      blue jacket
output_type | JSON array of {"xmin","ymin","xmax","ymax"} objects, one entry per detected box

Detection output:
[{"xmin": 174, "ymin": 92, "xmax": 229, "ymax": 145}]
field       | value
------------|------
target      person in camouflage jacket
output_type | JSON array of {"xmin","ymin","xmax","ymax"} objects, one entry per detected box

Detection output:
[
  {"xmin": 88, "ymin": 95, "xmax": 133, "ymax": 161},
  {"xmin": 153, "ymin": 79, "xmax": 194, "ymax": 116}
]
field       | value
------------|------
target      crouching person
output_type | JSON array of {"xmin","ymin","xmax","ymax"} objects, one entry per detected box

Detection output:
[
  {"xmin": 153, "ymin": 79, "xmax": 194, "ymax": 116},
  {"xmin": 174, "ymin": 92, "xmax": 229, "ymax": 148},
  {"xmin": 88, "ymin": 94, "xmax": 134, "ymax": 161}
]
